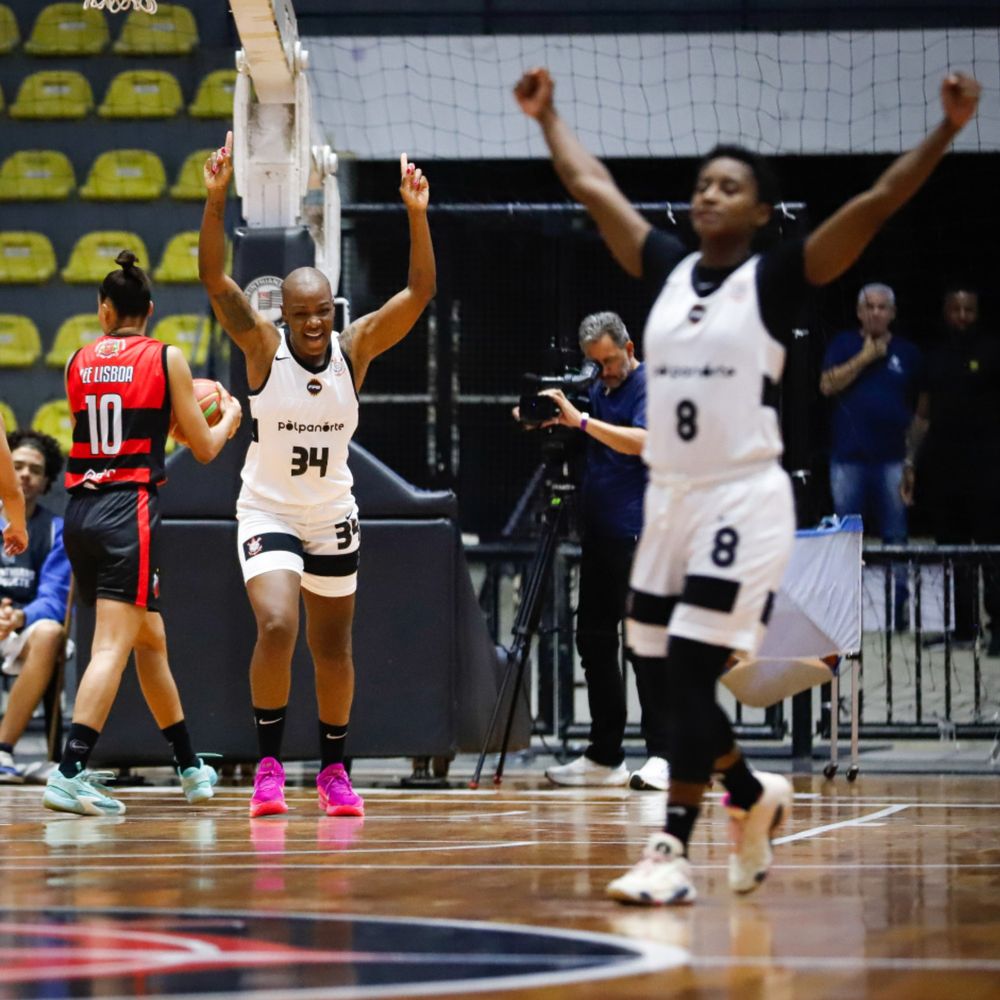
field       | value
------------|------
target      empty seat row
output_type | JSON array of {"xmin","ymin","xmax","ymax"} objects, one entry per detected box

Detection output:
[
  {"xmin": 0, "ymin": 229, "xmax": 231, "ymax": 283},
  {"xmin": 1, "ymin": 68, "xmax": 235, "ymax": 120},
  {"xmin": 0, "ymin": 312, "xmax": 219, "ymax": 369},
  {"xmin": 0, "ymin": 148, "xmax": 235, "ymax": 201},
  {"xmin": 0, "ymin": 3, "xmax": 198, "ymax": 57}
]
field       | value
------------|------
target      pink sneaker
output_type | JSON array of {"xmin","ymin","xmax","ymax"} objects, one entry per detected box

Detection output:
[
  {"xmin": 316, "ymin": 763, "xmax": 364, "ymax": 817},
  {"xmin": 250, "ymin": 757, "xmax": 288, "ymax": 817}
]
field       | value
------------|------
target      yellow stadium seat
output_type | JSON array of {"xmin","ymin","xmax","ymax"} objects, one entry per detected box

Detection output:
[
  {"xmin": 112, "ymin": 3, "xmax": 197, "ymax": 56},
  {"xmin": 169, "ymin": 148, "xmax": 214, "ymax": 200},
  {"xmin": 0, "ymin": 150, "xmax": 76, "ymax": 201},
  {"xmin": 0, "ymin": 401, "xmax": 17, "ymax": 433},
  {"xmin": 45, "ymin": 313, "xmax": 104, "ymax": 368},
  {"xmin": 154, "ymin": 231, "xmax": 230, "ymax": 284},
  {"xmin": 0, "ymin": 315, "xmax": 42, "ymax": 368},
  {"xmin": 0, "ymin": 232, "xmax": 57, "ymax": 283},
  {"xmin": 79, "ymin": 149, "xmax": 166, "ymax": 201},
  {"xmin": 189, "ymin": 69, "xmax": 236, "ymax": 119},
  {"xmin": 152, "ymin": 314, "xmax": 210, "ymax": 366},
  {"xmin": 61, "ymin": 231, "xmax": 150, "ymax": 284},
  {"xmin": 31, "ymin": 400, "xmax": 74, "ymax": 454},
  {"xmin": 24, "ymin": 3, "xmax": 108, "ymax": 56},
  {"xmin": 98, "ymin": 69, "xmax": 183, "ymax": 119},
  {"xmin": 0, "ymin": 5, "xmax": 20, "ymax": 55},
  {"xmin": 9, "ymin": 70, "xmax": 93, "ymax": 120}
]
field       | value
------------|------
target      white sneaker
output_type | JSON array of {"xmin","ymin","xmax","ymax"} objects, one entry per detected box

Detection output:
[
  {"xmin": 726, "ymin": 771, "xmax": 792, "ymax": 894},
  {"xmin": 629, "ymin": 756, "xmax": 669, "ymax": 791},
  {"xmin": 0, "ymin": 749, "xmax": 24, "ymax": 784},
  {"xmin": 545, "ymin": 754, "xmax": 629, "ymax": 787},
  {"xmin": 606, "ymin": 832, "xmax": 697, "ymax": 905}
]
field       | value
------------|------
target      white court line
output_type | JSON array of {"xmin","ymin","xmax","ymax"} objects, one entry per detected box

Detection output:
[
  {"xmin": 5, "ymin": 841, "xmax": 537, "ymax": 864},
  {"xmin": 694, "ymin": 955, "xmax": 1000, "ymax": 973},
  {"xmin": 772, "ymin": 804, "xmax": 909, "ymax": 845},
  {"xmin": 26, "ymin": 862, "xmax": 1000, "ymax": 874}
]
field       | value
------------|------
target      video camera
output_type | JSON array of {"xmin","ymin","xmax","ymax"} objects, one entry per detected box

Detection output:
[{"xmin": 518, "ymin": 359, "xmax": 600, "ymax": 427}]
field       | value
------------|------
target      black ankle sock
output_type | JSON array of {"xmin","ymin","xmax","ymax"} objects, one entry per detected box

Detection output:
[
  {"xmin": 59, "ymin": 723, "xmax": 101, "ymax": 778},
  {"xmin": 161, "ymin": 720, "xmax": 199, "ymax": 772},
  {"xmin": 253, "ymin": 706, "xmax": 286, "ymax": 761},
  {"xmin": 718, "ymin": 754, "xmax": 763, "ymax": 811},
  {"xmin": 0, "ymin": 742, "xmax": 13, "ymax": 755},
  {"xmin": 319, "ymin": 721, "xmax": 349, "ymax": 769},
  {"xmin": 665, "ymin": 803, "xmax": 700, "ymax": 852}
]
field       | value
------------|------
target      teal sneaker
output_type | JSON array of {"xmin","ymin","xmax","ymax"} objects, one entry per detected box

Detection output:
[
  {"xmin": 179, "ymin": 758, "xmax": 219, "ymax": 804},
  {"xmin": 43, "ymin": 768, "xmax": 126, "ymax": 817}
]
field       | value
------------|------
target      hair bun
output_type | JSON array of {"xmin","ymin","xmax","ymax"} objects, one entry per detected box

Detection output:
[{"xmin": 115, "ymin": 249, "xmax": 138, "ymax": 272}]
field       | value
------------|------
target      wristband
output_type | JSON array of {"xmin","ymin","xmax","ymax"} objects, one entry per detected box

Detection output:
[{"xmin": 579, "ymin": 413, "xmax": 589, "ymax": 433}]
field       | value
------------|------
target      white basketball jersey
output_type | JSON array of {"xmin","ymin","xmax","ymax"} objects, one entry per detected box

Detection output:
[
  {"xmin": 240, "ymin": 327, "xmax": 359, "ymax": 507},
  {"xmin": 642, "ymin": 253, "xmax": 786, "ymax": 479}
]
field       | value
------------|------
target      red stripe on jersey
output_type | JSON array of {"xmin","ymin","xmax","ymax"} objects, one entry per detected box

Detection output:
[
  {"xmin": 69, "ymin": 439, "xmax": 152, "ymax": 458},
  {"xmin": 135, "ymin": 488, "xmax": 150, "ymax": 608},
  {"xmin": 65, "ymin": 335, "xmax": 170, "ymax": 491}
]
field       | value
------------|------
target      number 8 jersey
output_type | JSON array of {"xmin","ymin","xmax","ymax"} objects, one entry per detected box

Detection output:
[
  {"xmin": 240, "ymin": 326, "xmax": 359, "ymax": 509},
  {"xmin": 642, "ymin": 252, "xmax": 786, "ymax": 480}
]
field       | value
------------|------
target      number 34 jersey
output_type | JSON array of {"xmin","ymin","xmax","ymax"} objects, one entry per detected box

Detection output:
[
  {"xmin": 642, "ymin": 252, "xmax": 786, "ymax": 481},
  {"xmin": 240, "ymin": 326, "xmax": 359, "ymax": 509}
]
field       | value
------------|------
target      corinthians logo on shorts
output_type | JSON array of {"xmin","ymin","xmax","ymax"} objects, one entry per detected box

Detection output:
[
  {"xmin": 244, "ymin": 536, "xmax": 263, "ymax": 559},
  {"xmin": 306, "ymin": 378, "xmax": 323, "ymax": 395}
]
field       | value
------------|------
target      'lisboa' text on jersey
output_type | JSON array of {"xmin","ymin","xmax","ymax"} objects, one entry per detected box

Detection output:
[
  {"xmin": 65, "ymin": 334, "xmax": 171, "ymax": 491},
  {"xmin": 241, "ymin": 327, "xmax": 359, "ymax": 507},
  {"xmin": 643, "ymin": 253, "xmax": 785, "ymax": 479}
]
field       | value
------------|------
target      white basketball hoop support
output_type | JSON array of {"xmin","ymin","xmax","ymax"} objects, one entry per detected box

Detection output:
[{"xmin": 229, "ymin": 0, "xmax": 341, "ymax": 293}]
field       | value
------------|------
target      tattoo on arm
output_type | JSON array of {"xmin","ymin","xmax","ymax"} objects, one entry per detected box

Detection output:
[
  {"xmin": 338, "ymin": 325, "xmax": 356, "ymax": 362},
  {"xmin": 213, "ymin": 289, "xmax": 256, "ymax": 334}
]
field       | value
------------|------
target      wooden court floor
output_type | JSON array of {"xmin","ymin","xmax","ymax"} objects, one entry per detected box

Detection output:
[{"xmin": 0, "ymin": 771, "xmax": 997, "ymax": 998}]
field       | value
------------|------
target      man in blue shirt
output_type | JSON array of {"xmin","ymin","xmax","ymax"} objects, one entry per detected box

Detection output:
[
  {"xmin": 526, "ymin": 312, "xmax": 668, "ymax": 790},
  {"xmin": 0, "ymin": 431, "xmax": 71, "ymax": 782},
  {"xmin": 820, "ymin": 283, "xmax": 924, "ymax": 628}
]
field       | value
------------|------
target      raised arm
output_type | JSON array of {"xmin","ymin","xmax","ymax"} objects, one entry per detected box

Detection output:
[
  {"xmin": 804, "ymin": 74, "xmax": 980, "ymax": 287},
  {"xmin": 0, "ymin": 417, "xmax": 26, "ymax": 556},
  {"xmin": 199, "ymin": 131, "xmax": 279, "ymax": 385},
  {"xmin": 166, "ymin": 347, "xmax": 242, "ymax": 464},
  {"xmin": 339, "ymin": 154, "xmax": 436, "ymax": 391},
  {"xmin": 514, "ymin": 68, "xmax": 651, "ymax": 277}
]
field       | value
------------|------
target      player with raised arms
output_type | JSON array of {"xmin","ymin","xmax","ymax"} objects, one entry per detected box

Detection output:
[
  {"xmin": 43, "ymin": 250, "xmax": 242, "ymax": 816},
  {"xmin": 199, "ymin": 132, "xmax": 435, "ymax": 818},
  {"xmin": 515, "ymin": 68, "xmax": 980, "ymax": 903}
]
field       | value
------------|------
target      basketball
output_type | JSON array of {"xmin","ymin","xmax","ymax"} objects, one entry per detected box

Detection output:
[{"xmin": 170, "ymin": 378, "xmax": 225, "ymax": 444}]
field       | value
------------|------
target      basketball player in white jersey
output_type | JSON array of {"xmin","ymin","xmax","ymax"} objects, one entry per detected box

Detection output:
[
  {"xmin": 516, "ymin": 69, "xmax": 980, "ymax": 903},
  {"xmin": 199, "ymin": 132, "xmax": 435, "ymax": 818}
]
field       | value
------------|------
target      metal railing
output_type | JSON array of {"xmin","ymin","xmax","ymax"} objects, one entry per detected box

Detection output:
[
  {"xmin": 465, "ymin": 540, "xmax": 1000, "ymax": 750},
  {"xmin": 840, "ymin": 544, "xmax": 1000, "ymax": 740}
]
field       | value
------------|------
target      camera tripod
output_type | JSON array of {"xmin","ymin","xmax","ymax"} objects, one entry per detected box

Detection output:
[{"xmin": 470, "ymin": 450, "xmax": 576, "ymax": 788}]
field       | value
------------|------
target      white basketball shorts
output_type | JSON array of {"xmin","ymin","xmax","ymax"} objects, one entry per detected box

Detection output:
[
  {"xmin": 236, "ymin": 494, "xmax": 360, "ymax": 598},
  {"xmin": 626, "ymin": 463, "xmax": 794, "ymax": 658}
]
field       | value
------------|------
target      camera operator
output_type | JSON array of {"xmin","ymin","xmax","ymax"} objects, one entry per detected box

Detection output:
[{"xmin": 522, "ymin": 312, "xmax": 669, "ymax": 790}]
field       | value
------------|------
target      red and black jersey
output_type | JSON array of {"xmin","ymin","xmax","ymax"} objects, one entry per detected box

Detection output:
[{"xmin": 65, "ymin": 333, "xmax": 172, "ymax": 492}]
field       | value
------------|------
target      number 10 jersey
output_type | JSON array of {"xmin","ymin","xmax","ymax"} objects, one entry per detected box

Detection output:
[{"xmin": 240, "ymin": 327, "xmax": 359, "ymax": 510}]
